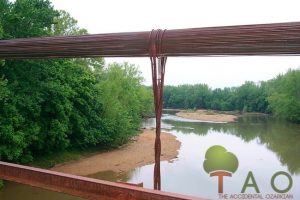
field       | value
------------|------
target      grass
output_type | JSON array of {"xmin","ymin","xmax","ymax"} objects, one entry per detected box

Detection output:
[{"xmin": 30, "ymin": 147, "xmax": 103, "ymax": 169}]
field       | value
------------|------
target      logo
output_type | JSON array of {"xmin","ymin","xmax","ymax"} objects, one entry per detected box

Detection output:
[
  {"xmin": 203, "ymin": 145, "xmax": 239, "ymax": 193},
  {"xmin": 203, "ymin": 145, "xmax": 294, "ymax": 199}
]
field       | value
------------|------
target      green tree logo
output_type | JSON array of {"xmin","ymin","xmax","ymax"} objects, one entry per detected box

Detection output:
[{"xmin": 203, "ymin": 145, "xmax": 239, "ymax": 193}]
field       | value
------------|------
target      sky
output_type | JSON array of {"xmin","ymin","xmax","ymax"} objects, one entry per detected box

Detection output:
[{"xmin": 51, "ymin": 0, "xmax": 300, "ymax": 88}]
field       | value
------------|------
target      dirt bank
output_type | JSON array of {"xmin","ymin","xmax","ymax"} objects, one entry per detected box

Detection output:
[
  {"xmin": 51, "ymin": 130, "xmax": 181, "ymax": 176},
  {"xmin": 176, "ymin": 109, "xmax": 237, "ymax": 123}
]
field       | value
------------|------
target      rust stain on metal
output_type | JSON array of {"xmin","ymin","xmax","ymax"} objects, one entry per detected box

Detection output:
[
  {"xmin": 1, "ymin": 22, "xmax": 300, "ymax": 58},
  {"xmin": 0, "ymin": 161, "xmax": 204, "ymax": 200}
]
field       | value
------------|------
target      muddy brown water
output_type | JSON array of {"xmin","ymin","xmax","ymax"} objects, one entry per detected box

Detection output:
[{"xmin": 1, "ymin": 113, "xmax": 299, "ymax": 199}]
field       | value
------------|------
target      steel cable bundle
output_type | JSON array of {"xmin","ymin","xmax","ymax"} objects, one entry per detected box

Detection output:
[{"xmin": 1, "ymin": 21, "xmax": 300, "ymax": 59}]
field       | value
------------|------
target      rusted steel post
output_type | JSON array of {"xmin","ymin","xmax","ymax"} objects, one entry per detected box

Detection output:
[
  {"xmin": 149, "ymin": 29, "xmax": 167, "ymax": 190},
  {"xmin": 0, "ymin": 161, "xmax": 204, "ymax": 200}
]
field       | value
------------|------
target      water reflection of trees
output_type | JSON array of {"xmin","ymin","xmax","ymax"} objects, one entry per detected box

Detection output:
[{"xmin": 163, "ymin": 115, "xmax": 300, "ymax": 175}]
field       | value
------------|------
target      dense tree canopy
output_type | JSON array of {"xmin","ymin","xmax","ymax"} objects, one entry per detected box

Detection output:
[
  {"xmin": 267, "ymin": 69, "xmax": 300, "ymax": 123},
  {"xmin": 163, "ymin": 81, "xmax": 268, "ymax": 113},
  {"xmin": 96, "ymin": 62, "xmax": 153, "ymax": 146},
  {"xmin": 163, "ymin": 69, "xmax": 300, "ymax": 123},
  {"xmin": 0, "ymin": 0, "xmax": 153, "ymax": 163}
]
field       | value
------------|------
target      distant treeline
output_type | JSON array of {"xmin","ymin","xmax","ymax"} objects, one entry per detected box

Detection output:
[
  {"xmin": 164, "ymin": 69, "xmax": 300, "ymax": 123},
  {"xmin": 0, "ymin": 0, "xmax": 153, "ymax": 163}
]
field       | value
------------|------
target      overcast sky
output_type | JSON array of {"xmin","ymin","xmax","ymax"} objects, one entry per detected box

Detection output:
[{"xmin": 51, "ymin": 0, "xmax": 300, "ymax": 88}]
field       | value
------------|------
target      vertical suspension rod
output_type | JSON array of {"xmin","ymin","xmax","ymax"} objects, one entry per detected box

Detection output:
[{"xmin": 149, "ymin": 29, "xmax": 167, "ymax": 190}]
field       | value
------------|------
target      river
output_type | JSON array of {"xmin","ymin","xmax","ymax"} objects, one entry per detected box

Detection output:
[{"xmin": 1, "ymin": 112, "xmax": 300, "ymax": 200}]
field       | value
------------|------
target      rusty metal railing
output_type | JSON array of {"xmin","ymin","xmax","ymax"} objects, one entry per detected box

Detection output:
[{"xmin": 0, "ymin": 161, "xmax": 204, "ymax": 200}]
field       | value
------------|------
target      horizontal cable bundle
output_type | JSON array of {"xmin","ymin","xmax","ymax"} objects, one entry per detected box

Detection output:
[{"xmin": 1, "ymin": 22, "xmax": 300, "ymax": 59}]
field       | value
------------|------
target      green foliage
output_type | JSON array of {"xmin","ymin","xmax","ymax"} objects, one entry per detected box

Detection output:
[
  {"xmin": 52, "ymin": 10, "xmax": 87, "ymax": 36},
  {"xmin": 0, "ymin": 0, "xmax": 9, "ymax": 39},
  {"xmin": 267, "ymin": 69, "xmax": 300, "ymax": 123},
  {"xmin": 164, "ymin": 84, "xmax": 211, "ymax": 109},
  {"xmin": 0, "ymin": 22, "xmax": 3, "ymax": 39},
  {"xmin": 164, "ymin": 82, "xmax": 268, "ymax": 113},
  {"xmin": 235, "ymin": 81, "xmax": 267, "ymax": 112},
  {"xmin": 203, "ymin": 145, "xmax": 239, "ymax": 174},
  {"xmin": 0, "ymin": 78, "xmax": 7, "ymax": 100},
  {"xmin": 97, "ymin": 62, "xmax": 153, "ymax": 146},
  {"xmin": 0, "ymin": 0, "xmax": 153, "ymax": 164},
  {"xmin": 164, "ymin": 69, "xmax": 300, "ymax": 124},
  {"xmin": 2, "ymin": 0, "xmax": 59, "ymax": 38},
  {"xmin": 0, "ymin": 179, "xmax": 4, "ymax": 190}
]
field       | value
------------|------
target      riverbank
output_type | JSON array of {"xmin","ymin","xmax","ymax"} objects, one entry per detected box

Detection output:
[
  {"xmin": 176, "ymin": 109, "xmax": 238, "ymax": 123},
  {"xmin": 51, "ymin": 129, "xmax": 181, "ymax": 176}
]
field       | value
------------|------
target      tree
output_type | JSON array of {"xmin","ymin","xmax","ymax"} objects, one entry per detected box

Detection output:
[
  {"xmin": 234, "ymin": 81, "xmax": 266, "ymax": 112},
  {"xmin": 0, "ymin": 0, "xmax": 153, "ymax": 164},
  {"xmin": 0, "ymin": 0, "xmax": 10, "ymax": 38},
  {"xmin": 51, "ymin": 10, "xmax": 87, "ymax": 36},
  {"xmin": 2, "ymin": 0, "xmax": 58, "ymax": 39},
  {"xmin": 163, "ymin": 80, "xmax": 268, "ymax": 113},
  {"xmin": 0, "ymin": 0, "xmax": 65, "ymax": 161},
  {"xmin": 267, "ymin": 69, "xmax": 300, "ymax": 123},
  {"xmin": 96, "ymin": 62, "xmax": 153, "ymax": 146}
]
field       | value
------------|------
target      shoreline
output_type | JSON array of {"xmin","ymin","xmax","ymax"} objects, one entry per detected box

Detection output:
[
  {"xmin": 175, "ymin": 109, "xmax": 238, "ymax": 123},
  {"xmin": 51, "ymin": 129, "xmax": 181, "ymax": 176}
]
